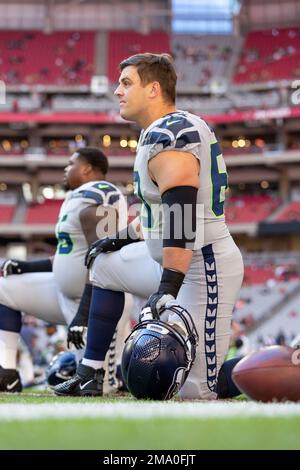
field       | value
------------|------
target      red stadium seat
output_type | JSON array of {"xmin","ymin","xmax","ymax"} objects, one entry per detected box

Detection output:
[
  {"xmin": 275, "ymin": 201, "xmax": 300, "ymax": 222},
  {"xmin": 234, "ymin": 28, "xmax": 300, "ymax": 84},
  {"xmin": 0, "ymin": 31, "xmax": 95, "ymax": 85},
  {"xmin": 24, "ymin": 199, "xmax": 63, "ymax": 224},
  {"xmin": 225, "ymin": 195, "xmax": 280, "ymax": 224},
  {"xmin": 108, "ymin": 31, "xmax": 170, "ymax": 83},
  {"xmin": 0, "ymin": 204, "xmax": 16, "ymax": 223}
]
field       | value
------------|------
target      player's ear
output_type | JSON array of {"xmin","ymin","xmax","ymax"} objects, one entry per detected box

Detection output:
[
  {"xmin": 149, "ymin": 81, "xmax": 160, "ymax": 99},
  {"xmin": 82, "ymin": 162, "xmax": 93, "ymax": 176}
]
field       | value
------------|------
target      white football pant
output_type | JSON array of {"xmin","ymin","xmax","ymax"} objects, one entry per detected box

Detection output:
[{"xmin": 91, "ymin": 238, "xmax": 244, "ymax": 400}]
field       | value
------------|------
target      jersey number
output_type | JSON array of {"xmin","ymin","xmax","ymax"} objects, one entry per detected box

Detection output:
[
  {"xmin": 57, "ymin": 231, "xmax": 73, "ymax": 254},
  {"xmin": 210, "ymin": 142, "xmax": 228, "ymax": 217}
]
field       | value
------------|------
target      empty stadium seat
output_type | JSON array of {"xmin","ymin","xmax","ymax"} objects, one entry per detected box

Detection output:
[
  {"xmin": 172, "ymin": 34, "xmax": 237, "ymax": 90},
  {"xmin": 225, "ymin": 195, "xmax": 280, "ymax": 224},
  {"xmin": 275, "ymin": 201, "xmax": 300, "ymax": 222},
  {"xmin": 24, "ymin": 199, "xmax": 63, "ymax": 224},
  {"xmin": 0, "ymin": 204, "xmax": 16, "ymax": 223},
  {"xmin": 0, "ymin": 31, "xmax": 95, "ymax": 86},
  {"xmin": 234, "ymin": 28, "xmax": 300, "ymax": 84},
  {"xmin": 108, "ymin": 31, "xmax": 170, "ymax": 83}
]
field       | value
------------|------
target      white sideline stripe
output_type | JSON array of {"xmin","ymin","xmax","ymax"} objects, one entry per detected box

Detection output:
[{"xmin": 1, "ymin": 401, "xmax": 300, "ymax": 422}]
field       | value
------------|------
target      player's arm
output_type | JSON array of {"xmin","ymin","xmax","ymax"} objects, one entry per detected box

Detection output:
[
  {"xmin": 84, "ymin": 214, "xmax": 143, "ymax": 269},
  {"xmin": 1, "ymin": 257, "xmax": 52, "ymax": 277},
  {"xmin": 143, "ymin": 150, "xmax": 200, "ymax": 317},
  {"xmin": 79, "ymin": 204, "xmax": 119, "ymax": 246}
]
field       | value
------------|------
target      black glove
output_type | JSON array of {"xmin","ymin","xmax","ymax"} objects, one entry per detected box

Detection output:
[
  {"xmin": 67, "ymin": 325, "xmax": 87, "ymax": 350},
  {"xmin": 1, "ymin": 260, "xmax": 21, "ymax": 277},
  {"xmin": 85, "ymin": 226, "xmax": 139, "ymax": 269},
  {"xmin": 142, "ymin": 292, "xmax": 176, "ymax": 320},
  {"xmin": 142, "ymin": 268, "xmax": 185, "ymax": 319},
  {"xmin": 67, "ymin": 283, "xmax": 92, "ymax": 350},
  {"xmin": 1, "ymin": 258, "xmax": 52, "ymax": 277}
]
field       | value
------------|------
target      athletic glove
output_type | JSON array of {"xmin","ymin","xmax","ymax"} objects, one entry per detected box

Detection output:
[
  {"xmin": 1, "ymin": 260, "xmax": 21, "ymax": 277},
  {"xmin": 85, "ymin": 226, "xmax": 139, "ymax": 269},
  {"xmin": 142, "ymin": 292, "xmax": 176, "ymax": 320},
  {"xmin": 1, "ymin": 258, "xmax": 52, "ymax": 277},
  {"xmin": 67, "ymin": 325, "xmax": 87, "ymax": 350},
  {"xmin": 67, "ymin": 283, "xmax": 92, "ymax": 350},
  {"xmin": 142, "ymin": 268, "xmax": 185, "ymax": 319}
]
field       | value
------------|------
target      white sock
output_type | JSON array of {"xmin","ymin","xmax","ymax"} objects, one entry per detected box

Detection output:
[
  {"xmin": 82, "ymin": 358, "xmax": 104, "ymax": 370},
  {"xmin": 73, "ymin": 348, "xmax": 84, "ymax": 364},
  {"xmin": 0, "ymin": 330, "xmax": 19, "ymax": 369}
]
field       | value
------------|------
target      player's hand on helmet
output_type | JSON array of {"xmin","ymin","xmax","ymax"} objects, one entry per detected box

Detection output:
[
  {"xmin": 142, "ymin": 292, "xmax": 176, "ymax": 320},
  {"xmin": 67, "ymin": 325, "xmax": 87, "ymax": 350},
  {"xmin": 141, "ymin": 269, "xmax": 186, "ymax": 320},
  {"xmin": 1, "ymin": 259, "xmax": 23, "ymax": 277}
]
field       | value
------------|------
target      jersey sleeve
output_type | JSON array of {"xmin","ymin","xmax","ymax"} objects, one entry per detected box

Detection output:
[{"xmin": 145, "ymin": 115, "xmax": 202, "ymax": 162}]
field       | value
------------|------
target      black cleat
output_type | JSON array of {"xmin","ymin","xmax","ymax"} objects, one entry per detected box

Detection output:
[
  {"xmin": 0, "ymin": 366, "xmax": 22, "ymax": 393},
  {"xmin": 53, "ymin": 363, "xmax": 105, "ymax": 397}
]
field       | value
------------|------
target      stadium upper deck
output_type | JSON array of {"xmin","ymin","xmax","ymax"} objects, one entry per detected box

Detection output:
[{"xmin": 1, "ymin": 27, "xmax": 300, "ymax": 90}]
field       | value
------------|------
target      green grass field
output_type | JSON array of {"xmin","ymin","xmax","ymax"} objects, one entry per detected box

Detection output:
[{"xmin": 1, "ymin": 392, "xmax": 300, "ymax": 450}]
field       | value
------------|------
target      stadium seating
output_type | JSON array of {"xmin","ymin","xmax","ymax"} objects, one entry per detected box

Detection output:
[
  {"xmin": 0, "ymin": 204, "xmax": 16, "ymax": 223},
  {"xmin": 108, "ymin": 31, "xmax": 170, "ymax": 83},
  {"xmin": 24, "ymin": 199, "xmax": 62, "ymax": 224},
  {"xmin": 51, "ymin": 95, "xmax": 117, "ymax": 113},
  {"xmin": 234, "ymin": 280, "xmax": 299, "ymax": 325},
  {"xmin": 244, "ymin": 265, "xmax": 276, "ymax": 285},
  {"xmin": 234, "ymin": 27, "xmax": 300, "ymax": 84},
  {"xmin": 235, "ymin": 251, "xmax": 300, "ymax": 343},
  {"xmin": 0, "ymin": 31, "xmax": 95, "ymax": 85},
  {"xmin": 0, "ymin": 146, "xmax": 24, "ymax": 155},
  {"xmin": 172, "ymin": 34, "xmax": 238, "ymax": 90},
  {"xmin": 274, "ymin": 201, "xmax": 300, "ymax": 222},
  {"xmin": 225, "ymin": 195, "xmax": 280, "ymax": 224},
  {"xmin": 248, "ymin": 288, "xmax": 300, "ymax": 347}
]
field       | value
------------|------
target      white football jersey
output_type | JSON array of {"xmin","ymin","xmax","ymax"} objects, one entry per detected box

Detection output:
[
  {"xmin": 52, "ymin": 181, "xmax": 125, "ymax": 299},
  {"xmin": 133, "ymin": 110, "xmax": 230, "ymax": 263}
]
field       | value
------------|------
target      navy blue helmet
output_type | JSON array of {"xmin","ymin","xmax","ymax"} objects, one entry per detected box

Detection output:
[
  {"xmin": 46, "ymin": 351, "xmax": 77, "ymax": 388},
  {"xmin": 121, "ymin": 304, "xmax": 198, "ymax": 400}
]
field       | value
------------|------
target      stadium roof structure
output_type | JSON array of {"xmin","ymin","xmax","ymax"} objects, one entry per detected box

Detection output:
[
  {"xmin": 0, "ymin": 0, "xmax": 171, "ymax": 32},
  {"xmin": 240, "ymin": 0, "xmax": 300, "ymax": 31}
]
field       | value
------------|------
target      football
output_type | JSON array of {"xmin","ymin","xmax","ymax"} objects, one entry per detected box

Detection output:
[{"xmin": 232, "ymin": 345, "xmax": 300, "ymax": 402}]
